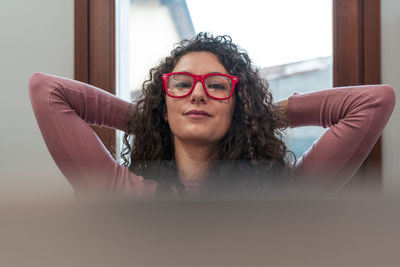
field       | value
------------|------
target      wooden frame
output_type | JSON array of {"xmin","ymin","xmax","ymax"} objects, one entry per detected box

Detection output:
[
  {"xmin": 75, "ymin": 0, "xmax": 116, "ymax": 158},
  {"xmin": 75, "ymin": 0, "xmax": 382, "ymax": 186},
  {"xmin": 333, "ymin": 0, "xmax": 382, "ymax": 189}
]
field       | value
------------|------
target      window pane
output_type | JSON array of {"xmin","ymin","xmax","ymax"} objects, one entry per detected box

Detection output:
[{"xmin": 116, "ymin": 0, "xmax": 333, "ymax": 161}]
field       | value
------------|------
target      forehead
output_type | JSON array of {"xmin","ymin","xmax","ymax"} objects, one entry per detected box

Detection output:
[{"xmin": 173, "ymin": 51, "xmax": 228, "ymax": 74}]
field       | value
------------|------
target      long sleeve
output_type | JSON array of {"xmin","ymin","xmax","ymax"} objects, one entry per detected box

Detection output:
[
  {"xmin": 29, "ymin": 72, "xmax": 157, "ymax": 196},
  {"xmin": 287, "ymin": 84, "xmax": 396, "ymax": 189}
]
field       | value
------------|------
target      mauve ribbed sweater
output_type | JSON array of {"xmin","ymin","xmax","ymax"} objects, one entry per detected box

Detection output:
[{"xmin": 29, "ymin": 73, "xmax": 395, "ymax": 196}]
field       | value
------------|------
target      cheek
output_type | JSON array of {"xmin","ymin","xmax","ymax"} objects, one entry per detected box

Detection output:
[
  {"xmin": 217, "ymin": 99, "xmax": 235, "ymax": 131},
  {"xmin": 165, "ymin": 98, "xmax": 175, "ymax": 118},
  {"xmin": 165, "ymin": 99, "xmax": 182, "ymax": 131}
]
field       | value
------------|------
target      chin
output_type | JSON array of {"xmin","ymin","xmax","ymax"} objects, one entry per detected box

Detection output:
[
  {"xmin": 171, "ymin": 123, "xmax": 228, "ymax": 144},
  {"xmin": 176, "ymin": 131, "xmax": 220, "ymax": 145}
]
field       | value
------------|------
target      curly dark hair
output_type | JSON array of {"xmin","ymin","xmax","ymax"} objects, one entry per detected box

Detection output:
[{"xmin": 121, "ymin": 32, "xmax": 294, "ymax": 196}]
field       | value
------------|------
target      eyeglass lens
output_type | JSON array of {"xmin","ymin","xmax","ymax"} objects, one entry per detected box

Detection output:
[{"xmin": 167, "ymin": 74, "xmax": 233, "ymax": 98}]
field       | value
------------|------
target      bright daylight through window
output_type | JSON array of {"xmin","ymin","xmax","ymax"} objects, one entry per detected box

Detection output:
[{"xmin": 116, "ymin": 0, "xmax": 332, "ymax": 161}]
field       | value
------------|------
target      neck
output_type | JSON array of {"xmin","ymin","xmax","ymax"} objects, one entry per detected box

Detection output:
[{"xmin": 174, "ymin": 137, "xmax": 218, "ymax": 182}]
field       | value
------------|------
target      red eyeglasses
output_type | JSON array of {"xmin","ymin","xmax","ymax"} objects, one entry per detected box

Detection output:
[{"xmin": 162, "ymin": 72, "xmax": 239, "ymax": 100}]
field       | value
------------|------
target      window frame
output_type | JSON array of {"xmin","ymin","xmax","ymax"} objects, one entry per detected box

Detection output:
[
  {"xmin": 333, "ymin": 0, "xmax": 382, "ymax": 190},
  {"xmin": 75, "ymin": 0, "xmax": 116, "ymax": 158}
]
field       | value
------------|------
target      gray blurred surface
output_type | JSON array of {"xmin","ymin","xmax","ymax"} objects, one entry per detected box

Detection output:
[{"xmin": 1, "ymin": 196, "xmax": 400, "ymax": 267}]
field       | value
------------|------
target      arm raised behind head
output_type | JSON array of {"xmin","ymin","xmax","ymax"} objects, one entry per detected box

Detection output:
[
  {"xmin": 29, "ymin": 72, "xmax": 157, "ymax": 196},
  {"xmin": 278, "ymin": 84, "xmax": 395, "ymax": 190}
]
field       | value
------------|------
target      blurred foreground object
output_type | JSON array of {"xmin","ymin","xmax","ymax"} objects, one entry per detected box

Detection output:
[{"xmin": 1, "ymin": 195, "xmax": 400, "ymax": 267}]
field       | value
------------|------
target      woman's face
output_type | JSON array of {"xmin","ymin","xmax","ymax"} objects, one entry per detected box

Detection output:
[{"xmin": 165, "ymin": 51, "xmax": 235, "ymax": 146}]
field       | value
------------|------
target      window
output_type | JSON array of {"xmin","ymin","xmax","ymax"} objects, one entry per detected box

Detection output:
[
  {"xmin": 75, "ymin": 0, "xmax": 382, "ymax": 186},
  {"xmin": 118, "ymin": 0, "xmax": 332, "ymax": 160}
]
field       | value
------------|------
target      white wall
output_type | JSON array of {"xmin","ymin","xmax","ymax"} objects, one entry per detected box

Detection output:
[
  {"xmin": 0, "ymin": 0, "xmax": 74, "ymax": 202},
  {"xmin": 382, "ymin": 0, "xmax": 400, "ymax": 195}
]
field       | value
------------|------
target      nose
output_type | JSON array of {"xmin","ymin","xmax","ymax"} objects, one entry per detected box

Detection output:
[{"xmin": 189, "ymin": 81, "xmax": 207, "ymax": 104}]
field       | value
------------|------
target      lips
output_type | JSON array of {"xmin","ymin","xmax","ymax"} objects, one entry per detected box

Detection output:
[{"xmin": 184, "ymin": 109, "xmax": 212, "ymax": 118}]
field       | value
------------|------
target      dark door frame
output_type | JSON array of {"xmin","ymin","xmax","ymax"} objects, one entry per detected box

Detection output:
[
  {"xmin": 333, "ymin": 0, "xmax": 382, "ymax": 188},
  {"xmin": 75, "ymin": 0, "xmax": 116, "ymax": 158}
]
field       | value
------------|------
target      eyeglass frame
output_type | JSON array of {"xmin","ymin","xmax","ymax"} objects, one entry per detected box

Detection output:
[{"xmin": 162, "ymin": 72, "xmax": 239, "ymax": 100}]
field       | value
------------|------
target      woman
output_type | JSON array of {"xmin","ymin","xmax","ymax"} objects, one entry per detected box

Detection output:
[{"xmin": 29, "ymin": 33, "xmax": 395, "ymax": 198}]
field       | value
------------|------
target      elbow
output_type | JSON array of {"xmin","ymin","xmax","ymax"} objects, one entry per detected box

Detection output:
[
  {"xmin": 379, "ymin": 84, "xmax": 396, "ymax": 114},
  {"xmin": 29, "ymin": 72, "xmax": 59, "ymax": 105},
  {"xmin": 28, "ymin": 72, "xmax": 59, "ymax": 112},
  {"xmin": 29, "ymin": 72, "xmax": 45, "ymax": 107},
  {"xmin": 29, "ymin": 72, "xmax": 48, "ymax": 95},
  {"xmin": 367, "ymin": 84, "xmax": 397, "ymax": 125}
]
